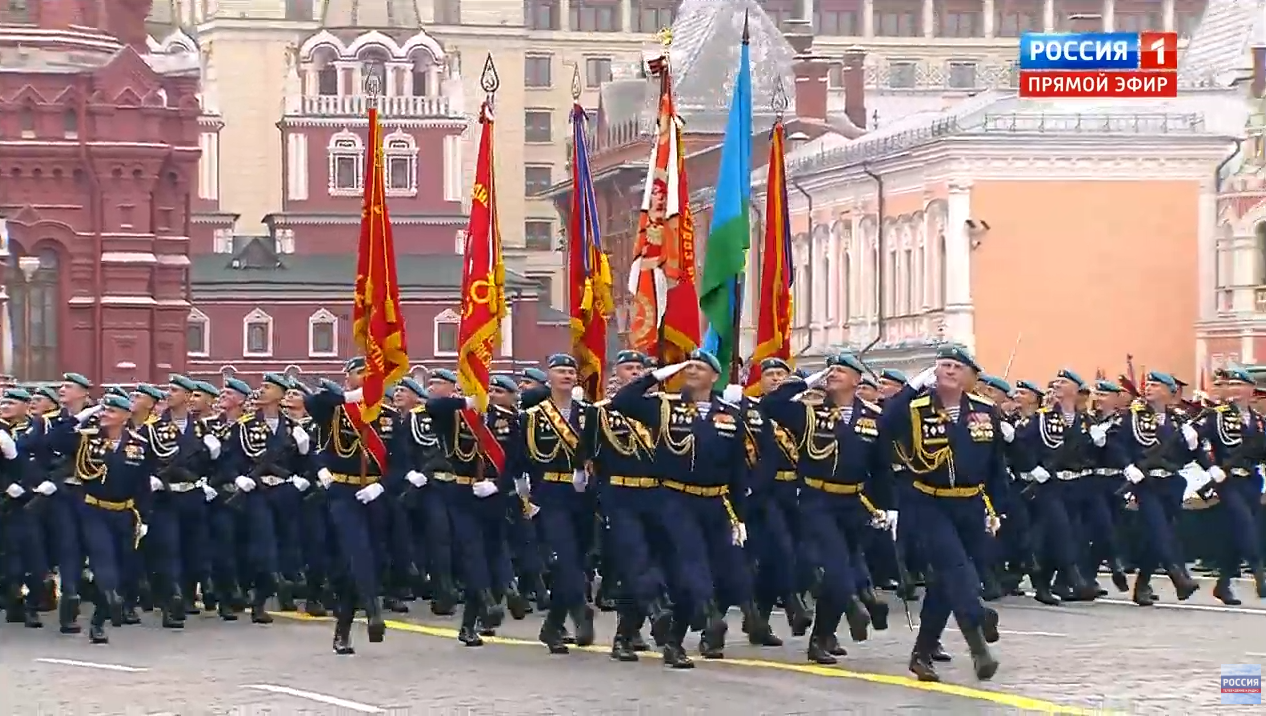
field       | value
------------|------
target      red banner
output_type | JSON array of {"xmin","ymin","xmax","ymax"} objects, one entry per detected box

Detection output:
[
  {"xmin": 627, "ymin": 54, "xmax": 699, "ymax": 363},
  {"xmin": 746, "ymin": 120, "xmax": 794, "ymax": 395},
  {"xmin": 351, "ymin": 106, "xmax": 409, "ymax": 466},
  {"xmin": 457, "ymin": 101, "xmax": 507, "ymax": 474}
]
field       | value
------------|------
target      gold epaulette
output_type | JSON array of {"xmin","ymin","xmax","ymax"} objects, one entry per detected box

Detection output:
[
  {"xmin": 77, "ymin": 426, "xmax": 99, "ymax": 435},
  {"xmin": 911, "ymin": 395, "xmax": 932, "ymax": 409},
  {"xmin": 410, "ymin": 405, "xmax": 426, "ymax": 414},
  {"xmin": 1130, "ymin": 399, "xmax": 1147, "ymax": 412},
  {"xmin": 523, "ymin": 403, "xmax": 543, "ymax": 415},
  {"xmin": 1215, "ymin": 403, "xmax": 1231, "ymax": 413},
  {"xmin": 237, "ymin": 413, "xmax": 253, "ymax": 424},
  {"xmin": 42, "ymin": 409, "xmax": 60, "ymax": 419},
  {"xmin": 128, "ymin": 428, "xmax": 148, "ymax": 442},
  {"xmin": 1036, "ymin": 406, "xmax": 1051, "ymax": 414},
  {"xmin": 969, "ymin": 393, "xmax": 995, "ymax": 407}
]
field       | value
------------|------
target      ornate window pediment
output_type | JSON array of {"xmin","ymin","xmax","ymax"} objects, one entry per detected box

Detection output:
[
  {"xmin": 308, "ymin": 308, "xmax": 338, "ymax": 358},
  {"xmin": 328, "ymin": 130, "xmax": 363, "ymax": 196},
  {"xmin": 188, "ymin": 308, "xmax": 210, "ymax": 357},
  {"xmin": 243, "ymin": 308, "xmax": 274, "ymax": 357}
]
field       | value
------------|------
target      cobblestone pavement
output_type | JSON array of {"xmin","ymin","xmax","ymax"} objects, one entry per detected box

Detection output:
[{"xmin": 1, "ymin": 577, "xmax": 1263, "ymax": 716}]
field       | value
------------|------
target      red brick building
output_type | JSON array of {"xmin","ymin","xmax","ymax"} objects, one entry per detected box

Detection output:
[
  {"xmin": 185, "ymin": 9, "xmax": 565, "ymax": 383},
  {"xmin": 0, "ymin": 0, "xmax": 203, "ymax": 385},
  {"xmin": 542, "ymin": 1, "xmax": 864, "ymax": 347}
]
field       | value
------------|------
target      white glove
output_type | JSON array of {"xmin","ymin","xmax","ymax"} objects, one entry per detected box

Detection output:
[
  {"xmin": 1030, "ymin": 466, "xmax": 1051, "ymax": 483},
  {"xmin": 4, "ymin": 483, "xmax": 22, "ymax": 498},
  {"xmin": 234, "ymin": 475, "xmax": 256, "ymax": 492},
  {"xmin": 652, "ymin": 362, "xmax": 688, "ymax": 382},
  {"xmin": 202, "ymin": 433, "xmax": 221, "ymax": 459},
  {"xmin": 1181, "ymin": 423, "xmax": 1199, "ymax": 450},
  {"xmin": 515, "ymin": 474, "xmax": 530, "ymax": 497},
  {"xmin": 464, "ymin": 396, "xmax": 478, "ymax": 409},
  {"xmin": 317, "ymin": 467, "xmax": 334, "ymax": 489},
  {"xmin": 406, "ymin": 470, "xmax": 428, "ymax": 488},
  {"xmin": 731, "ymin": 522, "xmax": 748, "ymax": 546},
  {"xmin": 722, "ymin": 384, "xmax": 744, "ymax": 403},
  {"xmin": 342, "ymin": 388, "xmax": 364, "ymax": 404},
  {"xmin": 572, "ymin": 468, "xmax": 588, "ymax": 492},
  {"xmin": 74, "ymin": 404, "xmax": 105, "ymax": 423},
  {"xmin": 355, "ymin": 482, "xmax": 385, "ymax": 504},
  {"xmin": 1000, "ymin": 421, "xmax": 1015, "ymax": 443},
  {"xmin": 1089, "ymin": 423, "xmax": 1108, "ymax": 447},
  {"xmin": 0, "ymin": 431, "xmax": 15, "ymax": 460},
  {"xmin": 986, "ymin": 514, "xmax": 1002, "ymax": 534},
  {"xmin": 291, "ymin": 425, "xmax": 311, "ymax": 455},
  {"xmin": 150, "ymin": 475, "xmax": 165, "ymax": 491},
  {"xmin": 472, "ymin": 480, "xmax": 498, "ymax": 498},
  {"xmin": 201, "ymin": 483, "xmax": 217, "ymax": 502},
  {"xmin": 35, "ymin": 480, "xmax": 57, "ymax": 496},
  {"xmin": 884, "ymin": 510, "xmax": 899, "ymax": 534},
  {"xmin": 571, "ymin": 386, "xmax": 586, "ymax": 401},
  {"xmin": 526, "ymin": 502, "xmax": 542, "ymax": 518},
  {"xmin": 137, "ymin": 522, "xmax": 149, "ymax": 540},
  {"xmin": 909, "ymin": 366, "xmax": 937, "ymax": 390},
  {"xmin": 803, "ymin": 368, "xmax": 831, "ymax": 387},
  {"xmin": 1124, "ymin": 464, "xmax": 1145, "ymax": 484},
  {"xmin": 1209, "ymin": 465, "xmax": 1227, "ymax": 483},
  {"xmin": 290, "ymin": 476, "xmax": 311, "ymax": 492}
]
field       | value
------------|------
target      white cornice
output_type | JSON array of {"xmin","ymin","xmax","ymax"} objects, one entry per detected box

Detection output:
[{"xmin": 281, "ymin": 118, "xmax": 467, "ymax": 130}]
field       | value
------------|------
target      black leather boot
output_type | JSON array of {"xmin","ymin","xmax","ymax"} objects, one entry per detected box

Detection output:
[
  {"xmin": 1132, "ymin": 574, "xmax": 1156, "ymax": 606},
  {"xmin": 430, "ymin": 573, "xmax": 457, "ymax": 616},
  {"xmin": 1032, "ymin": 568, "xmax": 1061, "ymax": 605},
  {"xmin": 457, "ymin": 595, "xmax": 483, "ymax": 646},
  {"xmin": 960, "ymin": 622, "xmax": 999, "ymax": 680},
  {"xmin": 506, "ymin": 581, "xmax": 530, "ymax": 620},
  {"xmin": 1252, "ymin": 564, "xmax": 1266, "ymax": 598},
  {"xmin": 88, "ymin": 599, "xmax": 110, "ymax": 645},
  {"xmin": 742, "ymin": 601, "xmax": 780, "ymax": 646},
  {"xmin": 538, "ymin": 606, "xmax": 569, "ymax": 654},
  {"xmin": 217, "ymin": 582, "xmax": 239, "ymax": 621},
  {"xmin": 59, "ymin": 593, "xmax": 82, "ymax": 634},
  {"xmin": 858, "ymin": 587, "xmax": 889, "ymax": 631},
  {"xmin": 908, "ymin": 647, "xmax": 940, "ymax": 681},
  {"xmin": 479, "ymin": 588, "xmax": 504, "ymax": 630},
  {"xmin": 332, "ymin": 606, "xmax": 355, "ymax": 655},
  {"xmin": 646, "ymin": 595, "xmax": 673, "ymax": 647},
  {"xmin": 698, "ymin": 602, "xmax": 727, "ymax": 659},
  {"xmin": 161, "ymin": 583, "xmax": 184, "ymax": 629},
  {"xmin": 277, "ymin": 577, "xmax": 298, "ymax": 612},
  {"xmin": 23, "ymin": 598, "xmax": 43, "ymax": 629},
  {"xmin": 1108, "ymin": 558, "xmax": 1130, "ymax": 592},
  {"xmin": 183, "ymin": 580, "xmax": 201, "ymax": 615},
  {"xmin": 1166, "ymin": 564, "xmax": 1199, "ymax": 601},
  {"xmin": 806, "ymin": 612, "xmax": 837, "ymax": 665},
  {"xmin": 841, "ymin": 595, "xmax": 871, "ymax": 642},
  {"xmin": 1214, "ymin": 576, "xmax": 1242, "ymax": 605},
  {"xmin": 609, "ymin": 612, "xmax": 639, "ymax": 662},
  {"xmin": 250, "ymin": 576, "xmax": 274, "ymax": 624},
  {"xmin": 785, "ymin": 591, "xmax": 812, "ymax": 636},
  {"xmin": 661, "ymin": 617, "xmax": 694, "ymax": 669},
  {"xmin": 365, "ymin": 596, "xmax": 386, "ymax": 643},
  {"xmin": 570, "ymin": 603, "xmax": 596, "ymax": 647}
]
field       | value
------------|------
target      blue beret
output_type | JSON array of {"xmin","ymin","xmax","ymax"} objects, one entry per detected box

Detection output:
[
  {"xmin": 134, "ymin": 384, "xmax": 166, "ymax": 401},
  {"xmin": 62, "ymin": 372, "xmax": 93, "ymax": 390},
  {"xmin": 521, "ymin": 367, "xmax": 548, "ymax": 384},
  {"xmin": 105, "ymin": 386, "xmax": 129, "ymax": 398},
  {"xmin": 1095, "ymin": 379, "xmax": 1123, "ymax": 393},
  {"xmin": 399, "ymin": 377, "xmax": 427, "ymax": 398},
  {"xmin": 547, "ymin": 353, "xmax": 578, "ymax": 369},
  {"xmin": 935, "ymin": 343, "xmax": 980, "ymax": 372},
  {"xmin": 263, "ymin": 372, "xmax": 292, "ymax": 391},
  {"xmin": 980, "ymin": 374, "xmax": 1013, "ymax": 395},
  {"xmin": 319, "ymin": 378, "xmax": 344, "ymax": 394},
  {"xmin": 1222, "ymin": 366, "xmax": 1254, "ymax": 384},
  {"xmin": 430, "ymin": 369, "xmax": 458, "ymax": 384},
  {"xmin": 101, "ymin": 394, "xmax": 132, "ymax": 412},
  {"xmin": 793, "ymin": 368, "xmax": 810, "ymax": 379},
  {"xmin": 688, "ymin": 349, "xmax": 722, "ymax": 374},
  {"xmin": 193, "ymin": 381, "xmax": 220, "ymax": 396},
  {"xmin": 880, "ymin": 368, "xmax": 908, "ymax": 384},
  {"xmin": 826, "ymin": 353, "xmax": 866, "ymax": 374},
  {"xmin": 290, "ymin": 380, "xmax": 313, "ymax": 395},
  {"xmin": 168, "ymin": 374, "xmax": 198, "ymax": 392},
  {"xmin": 1174, "ymin": 376, "xmax": 1189, "ymax": 388},
  {"xmin": 1146, "ymin": 371, "xmax": 1177, "ymax": 392},
  {"xmin": 224, "ymin": 378, "xmax": 252, "ymax": 397},
  {"xmin": 1016, "ymin": 380, "xmax": 1043, "ymax": 395},
  {"xmin": 759, "ymin": 358, "xmax": 791, "ymax": 373},
  {"xmin": 2, "ymin": 388, "xmax": 31, "ymax": 402},
  {"xmin": 860, "ymin": 373, "xmax": 878, "ymax": 388},
  {"xmin": 31, "ymin": 386, "xmax": 57, "ymax": 402},
  {"xmin": 490, "ymin": 374, "xmax": 518, "ymax": 392},
  {"xmin": 615, "ymin": 350, "xmax": 649, "ymax": 366},
  {"xmin": 1055, "ymin": 368, "xmax": 1085, "ymax": 389},
  {"xmin": 344, "ymin": 356, "xmax": 367, "ymax": 373}
]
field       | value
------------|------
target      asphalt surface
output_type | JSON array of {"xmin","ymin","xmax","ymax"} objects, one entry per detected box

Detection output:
[{"xmin": 1, "ymin": 574, "xmax": 1264, "ymax": 715}]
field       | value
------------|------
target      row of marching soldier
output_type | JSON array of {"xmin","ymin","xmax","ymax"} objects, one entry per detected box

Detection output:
[{"xmin": 2, "ymin": 346, "xmax": 1264, "ymax": 682}]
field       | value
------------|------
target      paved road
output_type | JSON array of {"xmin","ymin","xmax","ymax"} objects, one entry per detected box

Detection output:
[{"xmin": 2, "ymin": 577, "xmax": 1263, "ymax": 715}]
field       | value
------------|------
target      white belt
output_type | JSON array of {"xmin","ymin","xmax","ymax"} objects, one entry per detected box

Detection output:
[
  {"xmin": 1056, "ymin": 470, "xmax": 1089, "ymax": 480},
  {"xmin": 168, "ymin": 481, "xmax": 197, "ymax": 493},
  {"xmin": 1147, "ymin": 469, "xmax": 1173, "ymax": 478},
  {"xmin": 1093, "ymin": 468, "xmax": 1122, "ymax": 476},
  {"xmin": 260, "ymin": 475, "xmax": 287, "ymax": 487}
]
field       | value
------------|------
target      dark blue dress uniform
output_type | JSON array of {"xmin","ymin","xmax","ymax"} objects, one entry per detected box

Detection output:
[
  {"xmin": 304, "ymin": 363, "xmax": 405, "ymax": 651},
  {"xmin": 57, "ymin": 395, "xmax": 156, "ymax": 644},
  {"xmin": 763, "ymin": 354, "xmax": 890, "ymax": 663},
  {"xmin": 610, "ymin": 349, "xmax": 755, "ymax": 667},
  {"xmin": 1115, "ymin": 371, "xmax": 1202, "ymax": 605},
  {"xmin": 880, "ymin": 344, "xmax": 1006, "ymax": 683},
  {"xmin": 1077, "ymin": 379, "xmax": 1130, "ymax": 592},
  {"xmin": 589, "ymin": 351, "xmax": 672, "ymax": 659},
  {"xmin": 424, "ymin": 384, "xmax": 520, "ymax": 646},
  {"xmin": 1015, "ymin": 368, "xmax": 1108, "ymax": 604},
  {"xmin": 44, "ymin": 373, "xmax": 99, "ymax": 623},
  {"xmin": 397, "ymin": 377, "xmax": 459, "ymax": 615},
  {"xmin": 1196, "ymin": 366, "xmax": 1266, "ymax": 603},
  {"xmin": 1, "ymin": 389, "xmax": 55, "ymax": 628},
  {"xmin": 204, "ymin": 378, "xmax": 249, "ymax": 620}
]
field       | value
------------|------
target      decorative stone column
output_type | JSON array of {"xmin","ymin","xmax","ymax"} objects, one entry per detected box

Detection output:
[{"xmin": 943, "ymin": 182, "xmax": 975, "ymax": 351}]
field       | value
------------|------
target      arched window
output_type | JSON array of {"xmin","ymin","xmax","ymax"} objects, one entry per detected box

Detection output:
[
  {"xmin": 410, "ymin": 48, "xmax": 436, "ymax": 97},
  {"xmin": 434, "ymin": 308, "xmax": 460, "ymax": 357},
  {"xmin": 384, "ymin": 130, "xmax": 419, "ymax": 196},
  {"xmin": 313, "ymin": 46, "xmax": 339, "ymax": 96},
  {"xmin": 187, "ymin": 308, "xmax": 210, "ymax": 357},
  {"xmin": 242, "ymin": 308, "xmax": 274, "ymax": 357},
  {"xmin": 8, "ymin": 246, "xmax": 61, "ymax": 381},
  {"xmin": 327, "ymin": 130, "xmax": 363, "ymax": 196},
  {"xmin": 308, "ymin": 308, "xmax": 338, "ymax": 357}
]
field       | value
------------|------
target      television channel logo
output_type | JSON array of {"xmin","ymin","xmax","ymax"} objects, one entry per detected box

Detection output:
[{"xmin": 1222, "ymin": 664, "xmax": 1262, "ymax": 705}]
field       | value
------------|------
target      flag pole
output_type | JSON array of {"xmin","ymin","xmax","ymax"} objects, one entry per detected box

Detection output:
[
  {"xmin": 358, "ymin": 62, "xmax": 384, "ymax": 485},
  {"xmin": 726, "ymin": 12, "xmax": 754, "ymax": 385}
]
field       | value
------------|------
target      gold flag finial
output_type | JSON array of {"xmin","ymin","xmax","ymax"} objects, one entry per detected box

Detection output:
[
  {"xmin": 655, "ymin": 27, "xmax": 673, "ymax": 47},
  {"xmin": 772, "ymin": 74, "xmax": 788, "ymax": 118},
  {"xmin": 570, "ymin": 62, "xmax": 582, "ymax": 100},
  {"xmin": 362, "ymin": 62, "xmax": 382, "ymax": 109},
  {"xmin": 480, "ymin": 54, "xmax": 500, "ymax": 95}
]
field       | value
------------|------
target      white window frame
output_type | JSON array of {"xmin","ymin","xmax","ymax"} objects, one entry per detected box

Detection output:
[
  {"xmin": 384, "ymin": 129, "xmax": 418, "ymax": 198},
  {"xmin": 433, "ymin": 308, "xmax": 460, "ymax": 358},
  {"xmin": 308, "ymin": 308, "xmax": 338, "ymax": 358},
  {"xmin": 328, "ymin": 130, "xmax": 364, "ymax": 197},
  {"xmin": 187, "ymin": 308, "xmax": 210, "ymax": 357},
  {"xmin": 242, "ymin": 308, "xmax": 275, "ymax": 358}
]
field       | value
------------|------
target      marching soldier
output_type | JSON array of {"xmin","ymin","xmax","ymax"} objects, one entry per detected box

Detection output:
[
  {"xmin": 285, "ymin": 380, "xmax": 330, "ymax": 616},
  {"xmin": 305, "ymin": 358, "xmax": 402, "ymax": 654},
  {"xmin": 1197, "ymin": 365, "xmax": 1266, "ymax": 604},
  {"xmin": 610, "ymin": 350, "xmax": 758, "ymax": 668},
  {"xmin": 206, "ymin": 378, "xmax": 249, "ymax": 620},
  {"xmin": 402, "ymin": 372, "xmax": 459, "ymax": 615},
  {"xmin": 0, "ymin": 388, "xmax": 55, "ymax": 628},
  {"xmin": 764, "ymin": 354, "xmax": 889, "ymax": 664},
  {"xmin": 881, "ymin": 344, "xmax": 1004, "ymax": 683}
]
